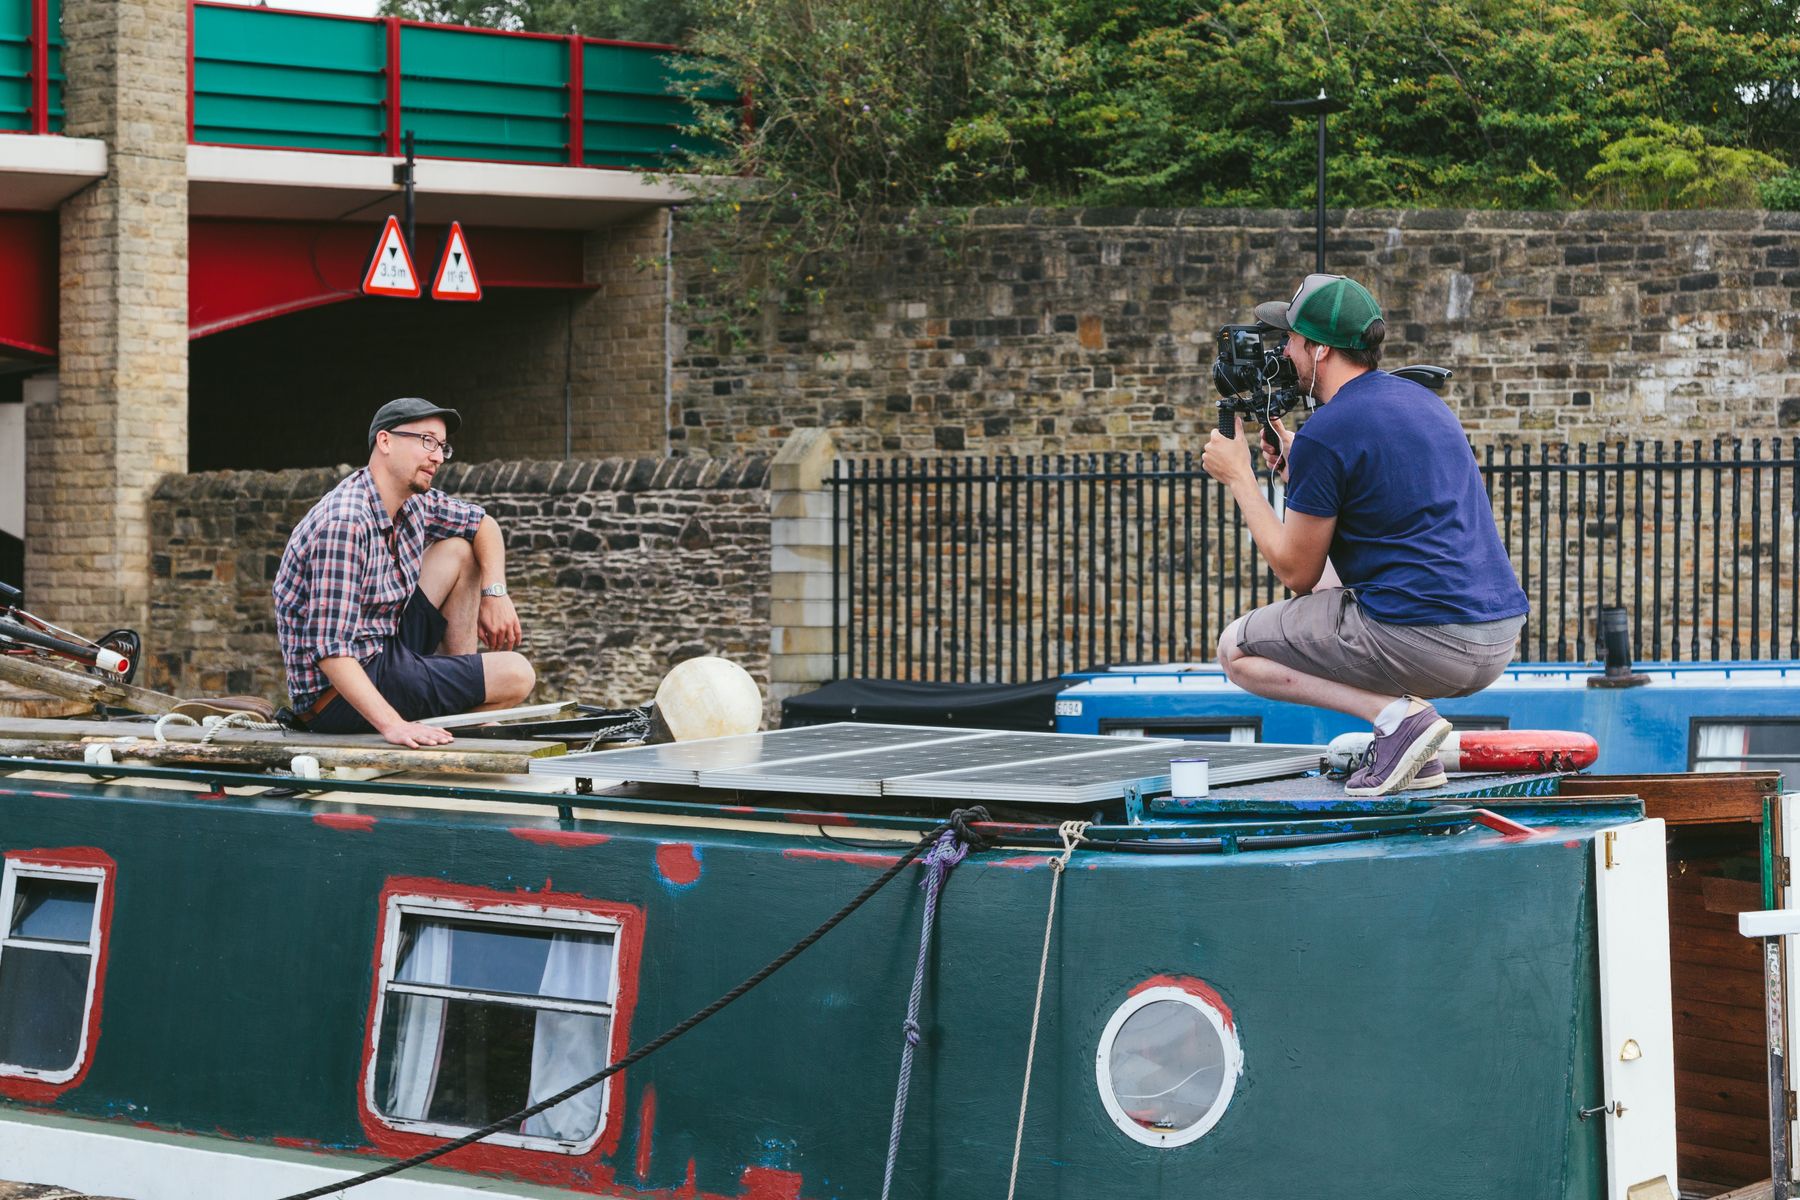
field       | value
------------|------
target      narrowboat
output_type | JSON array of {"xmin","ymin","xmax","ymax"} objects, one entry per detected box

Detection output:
[{"xmin": 0, "ymin": 718, "xmax": 1705, "ymax": 1199}]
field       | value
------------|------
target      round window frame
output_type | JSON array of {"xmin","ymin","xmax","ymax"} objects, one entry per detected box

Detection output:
[{"xmin": 1095, "ymin": 984, "xmax": 1243, "ymax": 1149}]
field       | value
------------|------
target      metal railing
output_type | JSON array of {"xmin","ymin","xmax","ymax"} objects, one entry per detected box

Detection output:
[
  {"xmin": 189, "ymin": 2, "xmax": 735, "ymax": 167},
  {"xmin": 830, "ymin": 439, "xmax": 1800, "ymax": 682}
]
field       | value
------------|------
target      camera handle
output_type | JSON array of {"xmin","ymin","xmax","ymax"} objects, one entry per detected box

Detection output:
[{"xmin": 1217, "ymin": 403, "xmax": 1288, "ymax": 473}]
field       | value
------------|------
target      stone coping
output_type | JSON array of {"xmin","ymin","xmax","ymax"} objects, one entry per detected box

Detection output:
[
  {"xmin": 889, "ymin": 205, "xmax": 1800, "ymax": 232},
  {"xmin": 152, "ymin": 456, "xmax": 772, "ymax": 501}
]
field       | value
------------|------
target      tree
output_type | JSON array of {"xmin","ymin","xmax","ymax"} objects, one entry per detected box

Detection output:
[{"xmin": 377, "ymin": 0, "xmax": 696, "ymax": 44}]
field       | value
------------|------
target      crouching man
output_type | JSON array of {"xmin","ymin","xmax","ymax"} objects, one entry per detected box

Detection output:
[
  {"xmin": 1200, "ymin": 274, "xmax": 1528, "ymax": 796},
  {"xmin": 273, "ymin": 398, "xmax": 535, "ymax": 747}
]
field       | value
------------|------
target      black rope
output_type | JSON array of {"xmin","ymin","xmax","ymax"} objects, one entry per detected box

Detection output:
[{"xmin": 271, "ymin": 809, "xmax": 990, "ymax": 1200}]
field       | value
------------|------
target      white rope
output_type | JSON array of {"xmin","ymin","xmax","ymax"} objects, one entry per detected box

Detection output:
[
  {"xmin": 154, "ymin": 711, "xmax": 281, "ymax": 745},
  {"xmin": 1005, "ymin": 820, "xmax": 1088, "ymax": 1200},
  {"xmin": 153, "ymin": 713, "xmax": 199, "ymax": 743}
]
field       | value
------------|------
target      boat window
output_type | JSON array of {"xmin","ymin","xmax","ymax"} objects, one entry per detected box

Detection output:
[
  {"xmin": 1096, "ymin": 985, "xmax": 1242, "ymax": 1148},
  {"xmin": 368, "ymin": 901, "xmax": 622, "ymax": 1152},
  {"xmin": 0, "ymin": 862, "xmax": 106, "ymax": 1081},
  {"xmin": 1693, "ymin": 720, "xmax": 1800, "ymax": 776}
]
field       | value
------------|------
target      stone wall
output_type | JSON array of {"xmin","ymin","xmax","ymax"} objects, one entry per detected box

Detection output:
[
  {"xmin": 148, "ymin": 454, "xmax": 772, "ymax": 716},
  {"xmin": 187, "ymin": 210, "xmax": 671, "ymax": 473},
  {"xmin": 668, "ymin": 207, "xmax": 1800, "ymax": 458}
]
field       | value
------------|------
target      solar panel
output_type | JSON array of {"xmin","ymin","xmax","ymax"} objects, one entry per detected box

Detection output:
[
  {"xmin": 526, "ymin": 723, "xmax": 980, "ymax": 786},
  {"xmin": 883, "ymin": 741, "xmax": 1328, "ymax": 805},
  {"xmin": 531, "ymin": 724, "xmax": 1325, "ymax": 805},
  {"xmin": 703, "ymin": 732, "xmax": 1175, "ymax": 796}
]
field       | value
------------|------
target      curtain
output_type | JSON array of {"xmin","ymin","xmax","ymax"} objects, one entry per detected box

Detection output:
[
  {"xmin": 521, "ymin": 934, "xmax": 611, "ymax": 1141},
  {"xmin": 1697, "ymin": 723, "xmax": 1751, "ymax": 772},
  {"xmin": 386, "ymin": 922, "xmax": 452, "ymax": 1119}
]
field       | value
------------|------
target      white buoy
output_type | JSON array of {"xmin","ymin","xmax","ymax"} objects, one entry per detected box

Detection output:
[
  {"xmin": 652, "ymin": 656, "xmax": 764, "ymax": 742},
  {"xmin": 1170, "ymin": 755, "xmax": 1210, "ymax": 798},
  {"xmin": 82, "ymin": 744, "xmax": 115, "ymax": 766},
  {"xmin": 290, "ymin": 755, "xmax": 323, "ymax": 780}
]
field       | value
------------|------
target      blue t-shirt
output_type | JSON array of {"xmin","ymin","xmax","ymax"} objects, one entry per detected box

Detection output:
[{"xmin": 1283, "ymin": 371, "xmax": 1529, "ymax": 625}]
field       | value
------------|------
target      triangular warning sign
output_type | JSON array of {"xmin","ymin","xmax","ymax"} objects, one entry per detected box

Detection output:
[
  {"xmin": 362, "ymin": 215, "xmax": 420, "ymax": 298},
  {"xmin": 431, "ymin": 222, "xmax": 482, "ymax": 302}
]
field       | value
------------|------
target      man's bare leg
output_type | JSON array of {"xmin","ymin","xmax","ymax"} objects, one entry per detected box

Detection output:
[
  {"xmin": 418, "ymin": 538, "xmax": 481, "ymax": 655},
  {"xmin": 1218, "ymin": 617, "xmax": 1398, "ymax": 724},
  {"xmin": 475, "ymin": 651, "xmax": 536, "ymax": 711}
]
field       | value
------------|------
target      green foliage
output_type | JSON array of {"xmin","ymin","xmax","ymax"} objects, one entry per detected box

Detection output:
[
  {"xmin": 1584, "ymin": 119, "xmax": 1786, "ymax": 208},
  {"xmin": 1763, "ymin": 169, "xmax": 1800, "ymax": 210},
  {"xmin": 376, "ymin": 0, "xmax": 695, "ymax": 44}
]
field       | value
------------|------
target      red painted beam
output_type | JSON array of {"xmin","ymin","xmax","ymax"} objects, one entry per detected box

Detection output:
[
  {"xmin": 0, "ymin": 211, "xmax": 57, "ymax": 357},
  {"xmin": 188, "ymin": 218, "xmax": 591, "ymax": 339},
  {"xmin": 30, "ymin": 0, "xmax": 49, "ymax": 135}
]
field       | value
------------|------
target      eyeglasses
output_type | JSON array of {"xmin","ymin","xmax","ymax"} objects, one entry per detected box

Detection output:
[{"xmin": 386, "ymin": 430, "xmax": 453, "ymax": 460}]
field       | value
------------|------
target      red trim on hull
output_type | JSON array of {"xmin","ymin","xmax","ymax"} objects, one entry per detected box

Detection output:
[
  {"xmin": 313, "ymin": 812, "xmax": 378, "ymax": 832},
  {"xmin": 511, "ymin": 828, "xmax": 612, "ymax": 848},
  {"xmin": 1127, "ymin": 973, "xmax": 1237, "ymax": 1033},
  {"xmin": 655, "ymin": 842, "xmax": 702, "ymax": 887}
]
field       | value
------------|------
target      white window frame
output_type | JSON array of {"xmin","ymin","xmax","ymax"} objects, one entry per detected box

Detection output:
[
  {"xmin": 0, "ymin": 859, "xmax": 108, "ymax": 1085},
  {"xmin": 363, "ymin": 894, "xmax": 624, "ymax": 1155},
  {"xmin": 1095, "ymin": 985, "xmax": 1243, "ymax": 1149}
]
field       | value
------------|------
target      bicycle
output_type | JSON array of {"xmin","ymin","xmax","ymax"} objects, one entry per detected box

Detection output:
[{"xmin": 0, "ymin": 580, "xmax": 140, "ymax": 684}]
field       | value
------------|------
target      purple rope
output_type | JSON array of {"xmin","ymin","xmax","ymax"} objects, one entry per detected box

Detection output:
[{"xmin": 879, "ymin": 828, "xmax": 969, "ymax": 1200}]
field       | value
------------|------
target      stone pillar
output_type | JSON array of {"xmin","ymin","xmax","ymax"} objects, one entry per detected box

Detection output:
[
  {"xmin": 25, "ymin": 0, "xmax": 188, "ymax": 630},
  {"xmin": 767, "ymin": 428, "xmax": 845, "ymax": 713}
]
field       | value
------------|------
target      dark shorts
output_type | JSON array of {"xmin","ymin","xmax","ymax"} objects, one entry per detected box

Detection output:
[
  {"xmin": 1234, "ymin": 587, "xmax": 1523, "ymax": 699},
  {"xmin": 308, "ymin": 589, "xmax": 488, "ymax": 733}
]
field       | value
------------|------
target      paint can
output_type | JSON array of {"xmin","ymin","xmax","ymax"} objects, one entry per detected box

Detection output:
[{"xmin": 1170, "ymin": 755, "xmax": 1209, "ymax": 798}]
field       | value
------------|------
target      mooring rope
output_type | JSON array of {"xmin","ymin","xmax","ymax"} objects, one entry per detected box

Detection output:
[
  {"xmin": 269, "ymin": 806, "xmax": 995, "ymax": 1200},
  {"xmin": 877, "ymin": 823, "xmax": 979, "ymax": 1200},
  {"xmin": 1004, "ymin": 820, "xmax": 1089, "ymax": 1200}
]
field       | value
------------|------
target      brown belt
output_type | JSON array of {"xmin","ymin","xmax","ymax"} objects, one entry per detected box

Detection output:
[{"xmin": 302, "ymin": 685, "xmax": 341, "ymax": 723}]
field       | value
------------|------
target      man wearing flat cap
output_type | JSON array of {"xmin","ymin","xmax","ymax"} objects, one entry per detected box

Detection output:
[
  {"xmin": 273, "ymin": 398, "xmax": 535, "ymax": 746},
  {"xmin": 1201, "ymin": 273, "xmax": 1527, "ymax": 797}
]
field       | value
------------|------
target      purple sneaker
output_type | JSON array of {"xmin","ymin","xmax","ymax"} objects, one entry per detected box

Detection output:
[
  {"xmin": 1345, "ymin": 704, "xmax": 1453, "ymax": 797},
  {"xmin": 1406, "ymin": 756, "xmax": 1449, "ymax": 791}
]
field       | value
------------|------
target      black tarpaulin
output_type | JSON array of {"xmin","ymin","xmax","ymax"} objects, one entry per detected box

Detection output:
[{"xmin": 779, "ymin": 677, "xmax": 1067, "ymax": 732}]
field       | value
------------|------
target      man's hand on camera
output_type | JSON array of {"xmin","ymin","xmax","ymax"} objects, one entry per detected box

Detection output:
[
  {"xmin": 1262, "ymin": 416, "xmax": 1296, "ymax": 483},
  {"xmin": 1201, "ymin": 416, "xmax": 1258, "ymax": 489}
]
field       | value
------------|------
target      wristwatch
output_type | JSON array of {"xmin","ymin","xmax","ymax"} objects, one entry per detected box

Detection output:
[{"xmin": 480, "ymin": 583, "xmax": 508, "ymax": 598}]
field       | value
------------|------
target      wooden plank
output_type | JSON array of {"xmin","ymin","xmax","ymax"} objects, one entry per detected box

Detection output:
[
  {"xmin": 1560, "ymin": 773, "xmax": 1780, "ymax": 825},
  {"xmin": 1672, "ymin": 926, "xmax": 1767, "ymax": 972},
  {"xmin": 0, "ymin": 737, "xmax": 548, "ymax": 778},
  {"xmin": 1679, "ymin": 1102, "xmax": 1773, "ymax": 1154},
  {"xmin": 1678, "ymin": 1067, "xmax": 1775, "ymax": 1118},
  {"xmin": 0, "ymin": 718, "xmax": 563, "ymax": 758},
  {"xmin": 1676, "ymin": 1143, "xmax": 1773, "ymax": 1191},
  {"xmin": 1676, "ymin": 1032, "xmax": 1772, "ymax": 1083},
  {"xmin": 1703, "ymin": 876, "xmax": 1766, "ymax": 916},
  {"xmin": 1671, "ymin": 966, "xmax": 1769, "ymax": 1011},
  {"xmin": 0, "ymin": 653, "xmax": 183, "ymax": 715},
  {"xmin": 1707, "ymin": 1179, "xmax": 1775, "ymax": 1200},
  {"xmin": 1675, "ymin": 997, "xmax": 1772, "ymax": 1048}
]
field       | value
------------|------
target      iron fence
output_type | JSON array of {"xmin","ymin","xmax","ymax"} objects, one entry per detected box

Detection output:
[{"xmin": 830, "ymin": 439, "xmax": 1800, "ymax": 682}]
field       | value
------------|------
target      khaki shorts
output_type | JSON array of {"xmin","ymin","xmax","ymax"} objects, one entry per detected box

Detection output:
[{"xmin": 1234, "ymin": 588, "xmax": 1523, "ymax": 699}]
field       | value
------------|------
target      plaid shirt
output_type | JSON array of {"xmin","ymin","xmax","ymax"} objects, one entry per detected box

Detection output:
[{"xmin": 272, "ymin": 467, "xmax": 484, "ymax": 709}]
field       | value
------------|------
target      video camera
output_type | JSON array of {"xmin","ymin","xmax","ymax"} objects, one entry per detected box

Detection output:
[{"xmin": 1210, "ymin": 322, "xmax": 1454, "ymax": 455}]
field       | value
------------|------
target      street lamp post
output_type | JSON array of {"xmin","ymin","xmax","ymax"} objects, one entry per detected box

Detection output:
[{"xmin": 1272, "ymin": 89, "xmax": 1350, "ymax": 274}]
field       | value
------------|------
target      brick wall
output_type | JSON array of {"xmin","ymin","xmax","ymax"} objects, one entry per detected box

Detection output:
[
  {"xmin": 27, "ymin": 0, "xmax": 190, "ymax": 631},
  {"xmin": 187, "ymin": 210, "xmax": 671, "ymax": 472},
  {"xmin": 668, "ymin": 207, "xmax": 1800, "ymax": 458},
  {"xmin": 148, "ymin": 454, "xmax": 772, "ymax": 716}
]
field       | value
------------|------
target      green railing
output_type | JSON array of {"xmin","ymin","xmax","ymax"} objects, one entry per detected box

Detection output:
[
  {"xmin": 191, "ymin": 2, "xmax": 734, "ymax": 168},
  {"xmin": 0, "ymin": 0, "xmax": 63, "ymax": 134}
]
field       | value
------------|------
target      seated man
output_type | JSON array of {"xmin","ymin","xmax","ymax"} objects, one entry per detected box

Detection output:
[
  {"xmin": 273, "ymin": 398, "xmax": 535, "ymax": 747},
  {"xmin": 1200, "ymin": 274, "xmax": 1528, "ymax": 796}
]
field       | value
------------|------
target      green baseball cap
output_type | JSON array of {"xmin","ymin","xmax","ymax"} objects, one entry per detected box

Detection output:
[{"xmin": 1255, "ymin": 273, "xmax": 1383, "ymax": 350}]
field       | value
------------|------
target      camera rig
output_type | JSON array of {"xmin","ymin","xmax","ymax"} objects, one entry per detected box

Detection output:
[{"xmin": 1211, "ymin": 323, "xmax": 1453, "ymax": 454}]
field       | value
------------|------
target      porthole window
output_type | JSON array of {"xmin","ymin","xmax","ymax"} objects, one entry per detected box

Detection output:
[{"xmin": 1096, "ymin": 984, "xmax": 1242, "ymax": 1148}]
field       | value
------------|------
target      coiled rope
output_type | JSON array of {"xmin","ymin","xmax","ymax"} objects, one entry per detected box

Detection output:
[
  {"xmin": 153, "ymin": 711, "xmax": 284, "ymax": 745},
  {"xmin": 1004, "ymin": 820, "xmax": 1089, "ymax": 1200},
  {"xmin": 270, "ymin": 806, "xmax": 996, "ymax": 1200}
]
